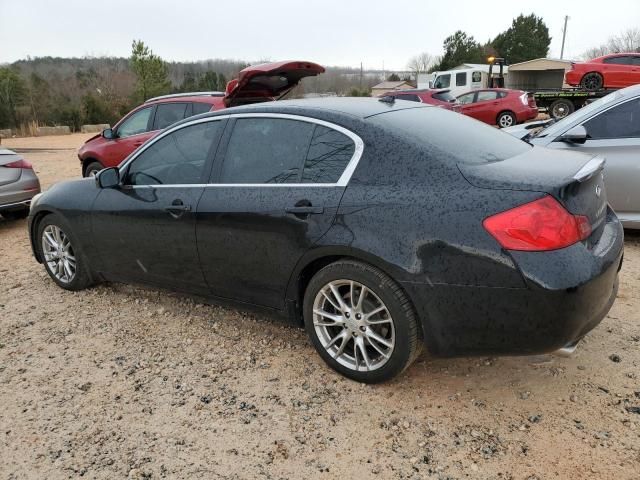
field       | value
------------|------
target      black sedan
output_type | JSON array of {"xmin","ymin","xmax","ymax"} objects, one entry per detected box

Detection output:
[{"xmin": 28, "ymin": 98, "xmax": 623, "ymax": 383}]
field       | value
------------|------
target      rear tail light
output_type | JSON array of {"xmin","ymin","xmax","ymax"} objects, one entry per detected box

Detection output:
[
  {"xmin": 519, "ymin": 93, "xmax": 529, "ymax": 106},
  {"xmin": 527, "ymin": 93, "xmax": 537, "ymax": 108},
  {"xmin": 4, "ymin": 159, "xmax": 33, "ymax": 169},
  {"xmin": 483, "ymin": 195, "xmax": 591, "ymax": 251}
]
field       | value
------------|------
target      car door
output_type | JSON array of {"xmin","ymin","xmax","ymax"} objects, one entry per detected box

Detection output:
[
  {"xmin": 546, "ymin": 96, "xmax": 640, "ymax": 220},
  {"xmin": 90, "ymin": 118, "xmax": 226, "ymax": 293},
  {"xmin": 104, "ymin": 106, "xmax": 157, "ymax": 166},
  {"xmin": 603, "ymin": 56, "xmax": 632, "ymax": 88},
  {"xmin": 196, "ymin": 114, "xmax": 362, "ymax": 309}
]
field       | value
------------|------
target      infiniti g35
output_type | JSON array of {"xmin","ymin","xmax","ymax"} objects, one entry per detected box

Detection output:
[{"xmin": 28, "ymin": 98, "xmax": 623, "ymax": 383}]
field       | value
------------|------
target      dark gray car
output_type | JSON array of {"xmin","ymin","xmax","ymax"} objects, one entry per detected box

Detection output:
[
  {"xmin": 0, "ymin": 148, "xmax": 41, "ymax": 219},
  {"xmin": 504, "ymin": 84, "xmax": 640, "ymax": 229}
]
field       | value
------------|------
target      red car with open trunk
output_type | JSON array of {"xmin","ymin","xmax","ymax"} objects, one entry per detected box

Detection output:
[{"xmin": 78, "ymin": 61, "xmax": 325, "ymax": 176}]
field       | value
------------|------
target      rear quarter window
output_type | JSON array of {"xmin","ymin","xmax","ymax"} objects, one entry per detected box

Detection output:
[{"xmin": 369, "ymin": 107, "xmax": 530, "ymax": 165}]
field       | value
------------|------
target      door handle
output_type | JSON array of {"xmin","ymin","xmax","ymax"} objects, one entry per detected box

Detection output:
[
  {"xmin": 286, "ymin": 200, "xmax": 324, "ymax": 216},
  {"xmin": 286, "ymin": 206, "xmax": 324, "ymax": 214},
  {"xmin": 164, "ymin": 199, "xmax": 192, "ymax": 218}
]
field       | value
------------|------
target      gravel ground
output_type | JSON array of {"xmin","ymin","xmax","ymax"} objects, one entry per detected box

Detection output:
[{"xmin": 1, "ymin": 134, "xmax": 639, "ymax": 480}]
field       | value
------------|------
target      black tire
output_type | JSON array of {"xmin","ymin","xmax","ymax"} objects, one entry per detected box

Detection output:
[
  {"xmin": 549, "ymin": 99, "xmax": 575, "ymax": 120},
  {"xmin": 83, "ymin": 160, "xmax": 104, "ymax": 177},
  {"xmin": 581, "ymin": 72, "xmax": 603, "ymax": 91},
  {"xmin": 2, "ymin": 208, "xmax": 29, "ymax": 220},
  {"xmin": 303, "ymin": 260, "xmax": 422, "ymax": 383},
  {"xmin": 36, "ymin": 213, "xmax": 94, "ymax": 291},
  {"xmin": 496, "ymin": 111, "xmax": 516, "ymax": 128}
]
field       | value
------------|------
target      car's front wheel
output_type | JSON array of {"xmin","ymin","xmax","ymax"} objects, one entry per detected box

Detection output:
[
  {"xmin": 37, "ymin": 214, "xmax": 94, "ymax": 291},
  {"xmin": 303, "ymin": 260, "xmax": 422, "ymax": 383},
  {"xmin": 83, "ymin": 160, "xmax": 104, "ymax": 177}
]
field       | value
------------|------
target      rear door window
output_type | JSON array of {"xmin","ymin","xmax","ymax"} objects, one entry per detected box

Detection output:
[
  {"xmin": 219, "ymin": 118, "xmax": 314, "ymax": 184},
  {"xmin": 455, "ymin": 72, "xmax": 467, "ymax": 86},
  {"xmin": 153, "ymin": 103, "xmax": 189, "ymax": 130},
  {"xmin": 477, "ymin": 91, "xmax": 498, "ymax": 102},
  {"xmin": 603, "ymin": 56, "xmax": 631, "ymax": 65},
  {"xmin": 192, "ymin": 102, "xmax": 213, "ymax": 115},
  {"xmin": 457, "ymin": 92, "xmax": 476, "ymax": 104},
  {"xmin": 302, "ymin": 126, "xmax": 355, "ymax": 183}
]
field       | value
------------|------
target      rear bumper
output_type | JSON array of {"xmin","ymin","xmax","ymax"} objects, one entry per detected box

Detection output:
[
  {"xmin": 402, "ymin": 209, "xmax": 624, "ymax": 357},
  {"xmin": 0, "ymin": 170, "xmax": 41, "ymax": 210},
  {"xmin": 564, "ymin": 70, "xmax": 581, "ymax": 86},
  {"xmin": 517, "ymin": 107, "xmax": 539, "ymax": 122}
]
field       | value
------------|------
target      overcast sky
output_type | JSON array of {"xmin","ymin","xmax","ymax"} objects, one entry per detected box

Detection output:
[{"xmin": 1, "ymin": 0, "xmax": 638, "ymax": 70}]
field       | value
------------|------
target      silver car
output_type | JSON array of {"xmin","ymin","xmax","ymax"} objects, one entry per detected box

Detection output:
[
  {"xmin": 504, "ymin": 84, "xmax": 640, "ymax": 229},
  {"xmin": 0, "ymin": 148, "xmax": 41, "ymax": 220}
]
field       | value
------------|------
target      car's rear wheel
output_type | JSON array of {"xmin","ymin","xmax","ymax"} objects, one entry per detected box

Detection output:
[
  {"xmin": 497, "ymin": 111, "xmax": 516, "ymax": 128},
  {"xmin": 37, "ymin": 214, "xmax": 93, "ymax": 291},
  {"xmin": 549, "ymin": 99, "xmax": 575, "ymax": 119},
  {"xmin": 84, "ymin": 160, "xmax": 104, "ymax": 177},
  {"xmin": 581, "ymin": 72, "xmax": 603, "ymax": 91},
  {"xmin": 2, "ymin": 208, "xmax": 29, "ymax": 220},
  {"xmin": 303, "ymin": 260, "xmax": 422, "ymax": 383}
]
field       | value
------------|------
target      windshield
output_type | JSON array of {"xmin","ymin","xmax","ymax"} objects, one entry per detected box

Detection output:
[{"xmin": 536, "ymin": 90, "xmax": 625, "ymax": 138}]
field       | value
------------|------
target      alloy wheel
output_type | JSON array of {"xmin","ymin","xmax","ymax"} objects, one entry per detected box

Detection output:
[
  {"xmin": 312, "ymin": 279, "xmax": 395, "ymax": 372},
  {"xmin": 41, "ymin": 224, "xmax": 76, "ymax": 283},
  {"xmin": 498, "ymin": 114, "xmax": 514, "ymax": 128}
]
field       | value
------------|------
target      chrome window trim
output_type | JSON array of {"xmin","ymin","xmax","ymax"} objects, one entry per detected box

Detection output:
[{"xmin": 119, "ymin": 112, "xmax": 365, "ymax": 188}]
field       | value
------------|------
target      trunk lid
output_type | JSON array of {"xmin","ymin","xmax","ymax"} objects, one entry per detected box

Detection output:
[
  {"xmin": 459, "ymin": 146, "xmax": 608, "ymax": 242},
  {"xmin": 224, "ymin": 60, "xmax": 325, "ymax": 107}
]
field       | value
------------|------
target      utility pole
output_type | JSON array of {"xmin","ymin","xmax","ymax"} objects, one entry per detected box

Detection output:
[{"xmin": 560, "ymin": 15, "xmax": 569, "ymax": 59}]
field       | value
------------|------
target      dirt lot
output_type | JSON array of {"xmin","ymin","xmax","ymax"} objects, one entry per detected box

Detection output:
[{"xmin": 1, "ymin": 133, "xmax": 639, "ymax": 480}]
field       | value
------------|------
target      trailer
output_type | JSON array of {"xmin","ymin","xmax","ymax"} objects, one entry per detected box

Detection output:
[{"xmin": 531, "ymin": 88, "xmax": 616, "ymax": 119}]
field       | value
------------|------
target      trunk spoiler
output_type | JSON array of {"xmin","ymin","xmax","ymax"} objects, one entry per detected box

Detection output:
[{"xmin": 573, "ymin": 157, "xmax": 605, "ymax": 183}]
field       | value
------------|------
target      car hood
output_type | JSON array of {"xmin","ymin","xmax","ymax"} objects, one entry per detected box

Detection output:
[{"xmin": 224, "ymin": 60, "xmax": 325, "ymax": 107}]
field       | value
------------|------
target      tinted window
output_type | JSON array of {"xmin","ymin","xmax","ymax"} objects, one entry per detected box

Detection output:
[
  {"xmin": 369, "ymin": 108, "xmax": 530, "ymax": 165},
  {"xmin": 302, "ymin": 126, "xmax": 355, "ymax": 183},
  {"xmin": 455, "ymin": 72, "xmax": 466, "ymax": 86},
  {"xmin": 631, "ymin": 56, "xmax": 640, "ymax": 66},
  {"xmin": 126, "ymin": 121, "xmax": 221, "ymax": 185},
  {"xmin": 220, "ymin": 118, "xmax": 314, "ymax": 184},
  {"xmin": 192, "ymin": 102, "xmax": 213, "ymax": 115},
  {"xmin": 433, "ymin": 91, "xmax": 456, "ymax": 103},
  {"xmin": 472, "ymin": 71, "xmax": 482, "ymax": 83},
  {"xmin": 477, "ymin": 91, "xmax": 498, "ymax": 102},
  {"xmin": 457, "ymin": 93, "xmax": 475, "ymax": 104},
  {"xmin": 118, "ymin": 107, "xmax": 152, "ymax": 137},
  {"xmin": 434, "ymin": 74, "xmax": 450, "ymax": 88},
  {"xmin": 395, "ymin": 94, "xmax": 421, "ymax": 102},
  {"xmin": 153, "ymin": 103, "xmax": 188, "ymax": 130},
  {"xmin": 583, "ymin": 97, "xmax": 640, "ymax": 139},
  {"xmin": 603, "ymin": 56, "xmax": 631, "ymax": 65}
]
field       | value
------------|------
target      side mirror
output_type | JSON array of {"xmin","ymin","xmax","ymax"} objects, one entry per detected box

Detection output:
[
  {"xmin": 95, "ymin": 167, "xmax": 120, "ymax": 189},
  {"xmin": 558, "ymin": 125, "xmax": 587, "ymax": 144},
  {"xmin": 102, "ymin": 128, "xmax": 115, "ymax": 140}
]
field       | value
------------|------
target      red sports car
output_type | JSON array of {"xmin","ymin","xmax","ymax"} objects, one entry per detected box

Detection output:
[
  {"xmin": 455, "ymin": 88, "xmax": 538, "ymax": 128},
  {"xmin": 565, "ymin": 53, "xmax": 640, "ymax": 91},
  {"xmin": 378, "ymin": 89, "xmax": 457, "ymax": 110},
  {"xmin": 78, "ymin": 61, "xmax": 325, "ymax": 176}
]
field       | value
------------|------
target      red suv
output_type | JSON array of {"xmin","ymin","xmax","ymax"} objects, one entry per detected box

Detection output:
[
  {"xmin": 78, "ymin": 61, "xmax": 325, "ymax": 176},
  {"xmin": 379, "ymin": 89, "xmax": 457, "ymax": 109},
  {"xmin": 455, "ymin": 88, "xmax": 538, "ymax": 128},
  {"xmin": 565, "ymin": 53, "xmax": 640, "ymax": 91}
]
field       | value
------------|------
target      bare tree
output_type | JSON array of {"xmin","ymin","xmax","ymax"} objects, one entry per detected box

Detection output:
[
  {"xmin": 582, "ymin": 28, "xmax": 640, "ymax": 59},
  {"xmin": 407, "ymin": 52, "xmax": 435, "ymax": 80}
]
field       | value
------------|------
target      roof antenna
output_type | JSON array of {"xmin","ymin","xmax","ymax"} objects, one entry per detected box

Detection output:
[{"xmin": 378, "ymin": 95, "xmax": 395, "ymax": 105}]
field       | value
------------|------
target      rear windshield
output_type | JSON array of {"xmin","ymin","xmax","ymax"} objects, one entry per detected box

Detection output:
[
  {"xmin": 432, "ymin": 91, "xmax": 456, "ymax": 103},
  {"xmin": 368, "ymin": 107, "xmax": 530, "ymax": 165}
]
